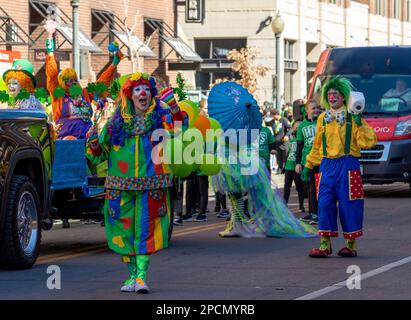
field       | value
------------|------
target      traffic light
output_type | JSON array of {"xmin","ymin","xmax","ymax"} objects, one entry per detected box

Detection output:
[{"xmin": 186, "ymin": 0, "xmax": 204, "ymax": 23}]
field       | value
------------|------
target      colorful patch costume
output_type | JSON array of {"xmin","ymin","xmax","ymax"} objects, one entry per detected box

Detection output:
[
  {"xmin": 302, "ymin": 77, "xmax": 377, "ymax": 257},
  {"xmin": 87, "ymin": 72, "xmax": 187, "ymax": 292},
  {"xmin": 45, "ymin": 34, "xmax": 122, "ymax": 139}
]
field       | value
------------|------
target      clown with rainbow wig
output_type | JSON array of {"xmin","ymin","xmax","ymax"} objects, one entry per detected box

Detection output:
[
  {"xmin": 301, "ymin": 76, "xmax": 377, "ymax": 258},
  {"xmin": 86, "ymin": 71, "xmax": 187, "ymax": 293},
  {"xmin": 44, "ymin": 19, "xmax": 123, "ymax": 140}
]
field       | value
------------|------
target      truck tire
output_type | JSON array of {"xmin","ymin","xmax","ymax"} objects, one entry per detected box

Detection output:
[{"xmin": 0, "ymin": 176, "xmax": 42, "ymax": 269}]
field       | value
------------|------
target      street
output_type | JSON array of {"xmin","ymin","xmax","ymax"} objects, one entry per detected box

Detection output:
[{"xmin": 0, "ymin": 180, "xmax": 410, "ymax": 300}]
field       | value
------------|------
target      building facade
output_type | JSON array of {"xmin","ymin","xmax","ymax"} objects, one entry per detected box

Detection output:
[
  {"xmin": 178, "ymin": 0, "xmax": 411, "ymax": 107},
  {"xmin": 0, "ymin": 0, "xmax": 202, "ymax": 88}
]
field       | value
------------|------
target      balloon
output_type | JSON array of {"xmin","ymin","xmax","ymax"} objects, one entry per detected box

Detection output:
[
  {"xmin": 118, "ymin": 73, "xmax": 133, "ymax": 86},
  {"xmin": 182, "ymin": 127, "xmax": 204, "ymax": 167},
  {"xmin": 164, "ymin": 137, "xmax": 183, "ymax": 165},
  {"xmin": 209, "ymin": 117, "xmax": 222, "ymax": 131},
  {"xmin": 179, "ymin": 100, "xmax": 199, "ymax": 126},
  {"xmin": 191, "ymin": 114, "xmax": 211, "ymax": 137},
  {"xmin": 167, "ymin": 162, "xmax": 193, "ymax": 178},
  {"xmin": 199, "ymin": 154, "xmax": 222, "ymax": 176}
]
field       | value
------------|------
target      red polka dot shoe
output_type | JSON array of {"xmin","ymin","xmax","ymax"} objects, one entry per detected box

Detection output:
[
  {"xmin": 308, "ymin": 246, "xmax": 332, "ymax": 258},
  {"xmin": 337, "ymin": 247, "xmax": 357, "ymax": 257}
]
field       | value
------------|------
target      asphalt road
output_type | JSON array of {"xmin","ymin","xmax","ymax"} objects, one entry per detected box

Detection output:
[{"xmin": 0, "ymin": 179, "xmax": 410, "ymax": 300}]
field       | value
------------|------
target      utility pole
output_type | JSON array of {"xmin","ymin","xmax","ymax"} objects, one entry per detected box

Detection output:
[{"xmin": 71, "ymin": 0, "xmax": 80, "ymax": 76}]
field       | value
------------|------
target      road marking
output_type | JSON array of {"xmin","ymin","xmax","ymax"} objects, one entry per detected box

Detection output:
[
  {"xmin": 295, "ymin": 255, "xmax": 411, "ymax": 300},
  {"xmin": 37, "ymin": 221, "xmax": 227, "ymax": 264}
]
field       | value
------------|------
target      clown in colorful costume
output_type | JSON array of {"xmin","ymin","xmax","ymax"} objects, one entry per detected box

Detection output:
[
  {"xmin": 2, "ymin": 59, "xmax": 44, "ymax": 111},
  {"xmin": 302, "ymin": 77, "xmax": 377, "ymax": 258},
  {"xmin": 86, "ymin": 72, "xmax": 187, "ymax": 293},
  {"xmin": 44, "ymin": 20, "xmax": 123, "ymax": 139}
]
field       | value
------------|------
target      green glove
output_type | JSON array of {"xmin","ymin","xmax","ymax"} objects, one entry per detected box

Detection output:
[
  {"xmin": 352, "ymin": 114, "xmax": 362, "ymax": 126},
  {"xmin": 301, "ymin": 167, "xmax": 312, "ymax": 182},
  {"xmin": 46, "ymin": 37, "xmax": 54, "ymax": 54},
  {"xmin": 112, "ymin": 54, "xmax": 120, "ymax": 66}
]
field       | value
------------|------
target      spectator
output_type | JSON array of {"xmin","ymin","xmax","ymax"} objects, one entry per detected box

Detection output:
[
  {"xmin": 214, "ymin": 191, "xmax": 230, "ymax": 218},
  {"xmin": 259, "ymin": 119, "xmax": 277, "ymax": 178},
  {"xmin": 269, "ymin": 108, "xmax": 291, "ymax": 174},
  {"xmin": 283, "ymin": 121, "xmax": 305, "ymax": 212},
  {"xmin": 295, "ymin": 99, "xmax": 322, "ymax": 224}
]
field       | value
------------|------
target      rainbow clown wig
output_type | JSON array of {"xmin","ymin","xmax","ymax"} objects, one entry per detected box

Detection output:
[
  {"xmin": 4, "ymin": 71, "xmax": 35, "ymax": 94},
  {"xmin": 119, "ymin": 72, "xmax": 158, "ymax": 120},
  {"xmin": 58, "ymin": 68, "xmax": 78, "ymax": 92},
  {"xmin": 320, "ymin": 76, "xmax": 353, "ymax": 109}
]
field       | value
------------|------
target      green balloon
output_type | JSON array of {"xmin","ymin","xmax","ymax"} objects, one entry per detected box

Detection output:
[
  {"xmin": 199, "ymin": 154, "xmax": 222, "ymax": 176},
  {"xmin": 209, "ymin": 118, "xmax": 222, "ymax": 131},
  {"xmin": 183, "ymin": 127, "xmax": 204, "ymax": 166},
  {"xmin": 165, "ymin": 137, "xmax": 183, "ymax": 165},
  {"xmin": 168, "ymin": 162, "xmax": 193, "ymax": 178}
]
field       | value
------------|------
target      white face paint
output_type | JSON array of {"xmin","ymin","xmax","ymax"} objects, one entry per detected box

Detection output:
[
  {"xmin": 132, "ymin": 84, "xmax": 152, "ymax": 114},
  {"xmin": 7, "ymin": 78, "xmax": 21, "ymax": 98}
]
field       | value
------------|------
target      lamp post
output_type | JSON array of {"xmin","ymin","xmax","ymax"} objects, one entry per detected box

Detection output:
[
  {"xmin": 71, "ymin": 0, "xmax": 80, "ymax": 76},
  {"xmin": 271, "ymin": 12, "xmax": 285, "ymax": 111}
]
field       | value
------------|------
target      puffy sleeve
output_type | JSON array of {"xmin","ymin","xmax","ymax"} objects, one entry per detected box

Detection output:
[
  {"xmin": 45, "ymin": 55, "xmax": 62, "ymax": 122},
  {"xmin": 354, "ymin": 118, "xmax": 377, "ymax": 150},
  {"xmin": 86, "ymin": 121, "xmax": 112, "ymax": 165},
  {"xmin": 305, "ymin": 114, "xmax": 324, "ymax": 169}
]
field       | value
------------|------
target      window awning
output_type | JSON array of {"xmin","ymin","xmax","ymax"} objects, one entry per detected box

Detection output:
[
  {"xmin": 58, "ymin": 25, "xmax": 102, "ymax": 53},
  {"xmin": 91, "ymin": 10, "xmax": 155, "ymax": 58},
  {"xmin": 145, "ymin": 19, "xmax": 203, "ymax": 63},
  {"xmin": 111, "ymin": 30, "xmax": 155, "ymax": 58}
]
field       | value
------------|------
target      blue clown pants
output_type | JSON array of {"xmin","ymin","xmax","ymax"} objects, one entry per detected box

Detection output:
[{"xmin": 317, "ymin": 156, "xmax": 364, "ymax": 239}]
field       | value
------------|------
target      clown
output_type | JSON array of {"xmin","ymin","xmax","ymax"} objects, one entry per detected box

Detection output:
[
  {"xmin": 2, "ymin": 59, "xmax": 44, "ymax": 110},
  {"xmin": 86, "ymin": 72, "xmax": 187, "ymax": 293},
  {"xmin": 44, "ymin": 19, "xmax": 123, "ymax": 139},
  {"xmin": 302, "ymin": 77, "xmax": 377, "ymax": 258}
]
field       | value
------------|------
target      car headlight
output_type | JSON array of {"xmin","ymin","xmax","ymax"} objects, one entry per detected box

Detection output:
[{"xmin": 394, "ymin": 118, "xmax": 411, "ymax": 136}]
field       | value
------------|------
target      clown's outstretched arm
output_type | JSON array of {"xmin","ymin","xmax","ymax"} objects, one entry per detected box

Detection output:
[
  {"xmin": 159, "ymin": 87, "xmax": 188, "ymax": 134},
  {"xmin": 86, "ymin": 120, "xmax": 111, "ymax": 165},
  {"xmin": 44, "ymin": 20, "xmax": 61, "ymax": 121},
  {"xmin": 353, "ymin": 117, "xmax": 378, "ymax": 150},
  {"xmin": 305, "ymin": 113, "xmax": 324, "ymax": 169}
]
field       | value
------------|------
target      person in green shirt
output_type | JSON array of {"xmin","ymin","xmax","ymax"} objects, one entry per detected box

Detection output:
[
  {"xmin": 295, "ymin": 99, "xmax": 322, "ymax": 223},
  {"xmin": 259, "ymin": 124, "xmax": 276, "ymax": 179},
  {"xmin": 283, "ymin": 121, "xmax": 305, "ymax": 212}
]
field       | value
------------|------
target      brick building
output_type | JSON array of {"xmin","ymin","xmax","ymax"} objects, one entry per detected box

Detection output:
[{"xmin": 0, "ymin": 0, "xmax": 201, "ymax": 88}]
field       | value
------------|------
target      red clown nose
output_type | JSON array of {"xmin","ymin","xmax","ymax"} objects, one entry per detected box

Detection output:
[{"xmin": 140, "ymin": 90, "xmax": 147, "ymax": 97}]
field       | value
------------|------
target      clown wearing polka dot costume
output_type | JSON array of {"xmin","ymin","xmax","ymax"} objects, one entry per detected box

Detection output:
[
  {"xmin": 301, "ymin": 77, "xmax": 377, "ymax": 258},
  {"xmin": 86, "ymin": 71, "xmax": 187, "ymax": 293}
]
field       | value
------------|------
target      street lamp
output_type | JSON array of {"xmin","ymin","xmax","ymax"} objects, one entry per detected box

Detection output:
[
  {"xmin": 271, "ymin": 12, "xmax": 285, "ymax": 111},
  {"xmin": 71, "ymin": 0, "xmax": 80, "ymax": 77}
]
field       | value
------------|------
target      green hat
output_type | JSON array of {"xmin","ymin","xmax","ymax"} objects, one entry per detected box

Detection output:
[{"xmin": 2, "ymin": 59, "xmax": 37, "ymax": 88}]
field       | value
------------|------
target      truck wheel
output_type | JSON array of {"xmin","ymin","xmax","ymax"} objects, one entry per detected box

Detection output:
[{"xmin": 0, "ymin": 176, "xmax": 41, "ymax": 269}]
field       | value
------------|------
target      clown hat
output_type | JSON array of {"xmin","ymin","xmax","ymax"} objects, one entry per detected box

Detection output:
[{"xmin": 2, "ymin": 59, "xmax": 37, "ymax": 87}]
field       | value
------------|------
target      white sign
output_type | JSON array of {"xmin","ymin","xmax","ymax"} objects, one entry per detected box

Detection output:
[
  {"xmin": 57, "ymin": 25, "xmax": 102, "ymax": 53},
  {"xmin": 113, "ymin": 31, "xmax": 155, "ymax": 57}
]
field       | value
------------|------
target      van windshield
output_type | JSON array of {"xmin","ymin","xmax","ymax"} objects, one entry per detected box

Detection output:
[{"xmin": 315, "ymin": 74, "xmax": 411, "ymax": 117}]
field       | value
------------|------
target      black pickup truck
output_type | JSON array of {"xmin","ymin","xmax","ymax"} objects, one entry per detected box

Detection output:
[{"xmin": 0, "ymin": 109, "xmax": 107, "ymax": 270}]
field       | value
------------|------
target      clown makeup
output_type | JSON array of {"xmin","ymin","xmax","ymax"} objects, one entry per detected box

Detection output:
[
  {"xmin": 132, "ymin": 84, "xmax": 152, "ymax": 114},
  {"xmin": 7, "ymin": 78, "xmax": 22, "ymax": 98},
  {"xmin": 327, "ymin": 89, "xmax": 344, "ymax": 110},
  {"xmin": 65, "ymin": 77, "xmax": 78, "ymax": 88}
]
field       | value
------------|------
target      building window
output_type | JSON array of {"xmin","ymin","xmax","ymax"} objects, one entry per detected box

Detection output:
[
  {"xmin": 29, "ymin": 0, "xmax": 56, "ymax": 35},
  {"xmin": 144, "ymin": 18, "xmax": 164, "ymax": 60},
  {"xmin": 375, "ymin": 0, "xmax": 387, "ymax": 16},
  {"xmin": 284, "ymin": 39, "xmax": 295, "ymax": 60},
  {"xmin": 327, "ymin": 0, "xmax": 341, "ymax": 5},
  {"xmin": 193, "ymin": 38, "xmax": 246, "ymax": 92},
  {"xmin": 91, "ymin": 10, "xmax": 115, "ymax": 44},
  {"xmin": 392, "ymin": 0, "xmax": 402, "ymax": 19}
]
